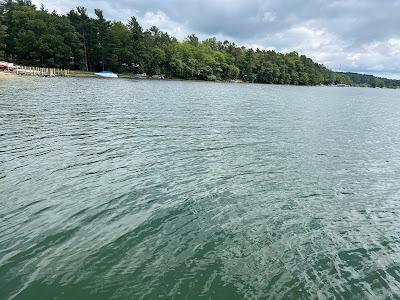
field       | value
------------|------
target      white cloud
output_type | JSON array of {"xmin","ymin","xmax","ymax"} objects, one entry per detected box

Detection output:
[{"xmin": 139, "ymin": 10, "xmax": 188, "ymax": 40}]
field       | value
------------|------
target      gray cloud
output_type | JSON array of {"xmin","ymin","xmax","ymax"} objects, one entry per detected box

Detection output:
[{"xmin": 32, "ymin": 0, "xmax": 400, "ymax": 77}]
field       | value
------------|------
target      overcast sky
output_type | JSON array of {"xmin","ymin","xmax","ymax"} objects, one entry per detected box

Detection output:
[{"xmin": 32, "ymin": 0, "xmax": 400, "ymax": 78}]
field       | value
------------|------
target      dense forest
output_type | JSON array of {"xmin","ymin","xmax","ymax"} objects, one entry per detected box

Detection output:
[{"xmin": 0, "ymin": 0, "xmax": 399, "ymax": 88}]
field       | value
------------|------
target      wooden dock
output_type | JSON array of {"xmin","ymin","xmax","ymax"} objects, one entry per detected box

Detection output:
[{"xmin": 15, "ymin": 66, "xmax": 70, "ymax": 77}]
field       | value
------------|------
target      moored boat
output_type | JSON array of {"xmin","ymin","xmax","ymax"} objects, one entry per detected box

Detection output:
[
  {"xmin": 94, "ymin": 71, "xmax": 118, "ymax": 78},
  {"xmin": 0, "ymin": 61, "xmax": 16, "ymax": 71},
  {"xmin": 150, "ymin": 74, "xmax": 165, "ymax": 80},
  {"xmin": 132, "ymin": 73, "xmax": 148, "ymax": 79}
]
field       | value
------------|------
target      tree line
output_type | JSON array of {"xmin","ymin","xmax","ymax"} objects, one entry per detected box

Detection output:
[
  {"xmin": 338, "ymin": 72, "xmax": 400, "ymax": 89},
  {"xmin": 0, "ymin": 0, "xmax": 399, "ymax": 88}
]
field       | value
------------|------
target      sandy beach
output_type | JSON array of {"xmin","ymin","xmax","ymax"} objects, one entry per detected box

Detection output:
[{"xmin": 0, "ymin": 72, "xmax": 18, "ymax": 80}]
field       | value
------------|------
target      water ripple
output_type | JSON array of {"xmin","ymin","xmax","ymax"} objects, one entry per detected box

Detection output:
[{"xmin": 1, "ymin": 78, "xmax": 400, "ymax": 299}]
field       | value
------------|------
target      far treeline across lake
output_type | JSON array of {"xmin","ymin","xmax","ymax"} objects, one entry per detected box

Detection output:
[{"xmin": 1, "ymin": 0, "xmax": 400, "ymax": 88}]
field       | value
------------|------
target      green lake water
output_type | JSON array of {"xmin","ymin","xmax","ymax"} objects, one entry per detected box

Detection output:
[{"xmin": 1, "ymin": 77, "xmax": 400, "ymax": 299}]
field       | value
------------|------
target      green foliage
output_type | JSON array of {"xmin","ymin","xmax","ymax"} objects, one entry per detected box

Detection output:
[
  {"xmin": 110, "ymin": 22, "xmax": 133, "ymax": 72},
  {"xmin": 0, "ymin": 1, "xmax": 7, "ymax": 57},
  {"xmin": 2, "ymin": 0, "xmax": 82, "ymax": 67},
  {"xmin": 338, "ymin": 72, "xmax": 400, "ymax": 88},
  {"xmin": 0, "ymin": 20, "xmax": 6, "ymax": 58},
  {"xmin": 185, "ymin": 34, "xmax": 199, "ymax": 46},
  {"xmin": 1, "ymin": 0, "xmax": 399, "ymax": 88}
]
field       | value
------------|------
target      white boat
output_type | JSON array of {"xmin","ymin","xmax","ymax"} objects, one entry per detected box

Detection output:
[
  {"xmin": 150, "ymin": 74, "xmax": 165, "ymax": 80},
  {"xmin": 94, "ymin": 71, "xmax": 118, "ymax": 78},
  {"xmin": 133, "ymin": 73, "xmax": 148, "ymax": 79},
  {"xmin": 0, "ymin": 61, "xmax": 16, "ymax": 71}
]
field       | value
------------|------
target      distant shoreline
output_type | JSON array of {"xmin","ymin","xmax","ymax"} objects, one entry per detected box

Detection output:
[{"xmin": 3, "ymin": 70, "xmax": 399, "ymax": 89}]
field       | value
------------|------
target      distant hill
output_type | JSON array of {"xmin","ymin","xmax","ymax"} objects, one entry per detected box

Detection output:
[{"xmin": 338, "ymin": 72, "xmax": 400, "ymax": 89}]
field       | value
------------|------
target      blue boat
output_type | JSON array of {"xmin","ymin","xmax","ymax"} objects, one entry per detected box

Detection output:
[{"xmin": 94, "ymin": 71, "xmax": 118, "ymax": 78}]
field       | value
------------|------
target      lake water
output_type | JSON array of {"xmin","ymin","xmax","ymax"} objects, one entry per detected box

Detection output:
[{"xmin": 1, "ymin": 77, "xmax": 400, "ymax": 299}]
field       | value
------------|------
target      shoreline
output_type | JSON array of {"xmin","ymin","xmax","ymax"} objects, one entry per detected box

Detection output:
[
  {"xmin": 2, "ymin": 70, "xmax": 398, "ymax": 89},
  {"xmin": 0, "ymin": 71, "xmax": 19, "ymax": 80},
  {"xmin": 66, "ymin": 74, "xmax": 400, "ymax": 89}
]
